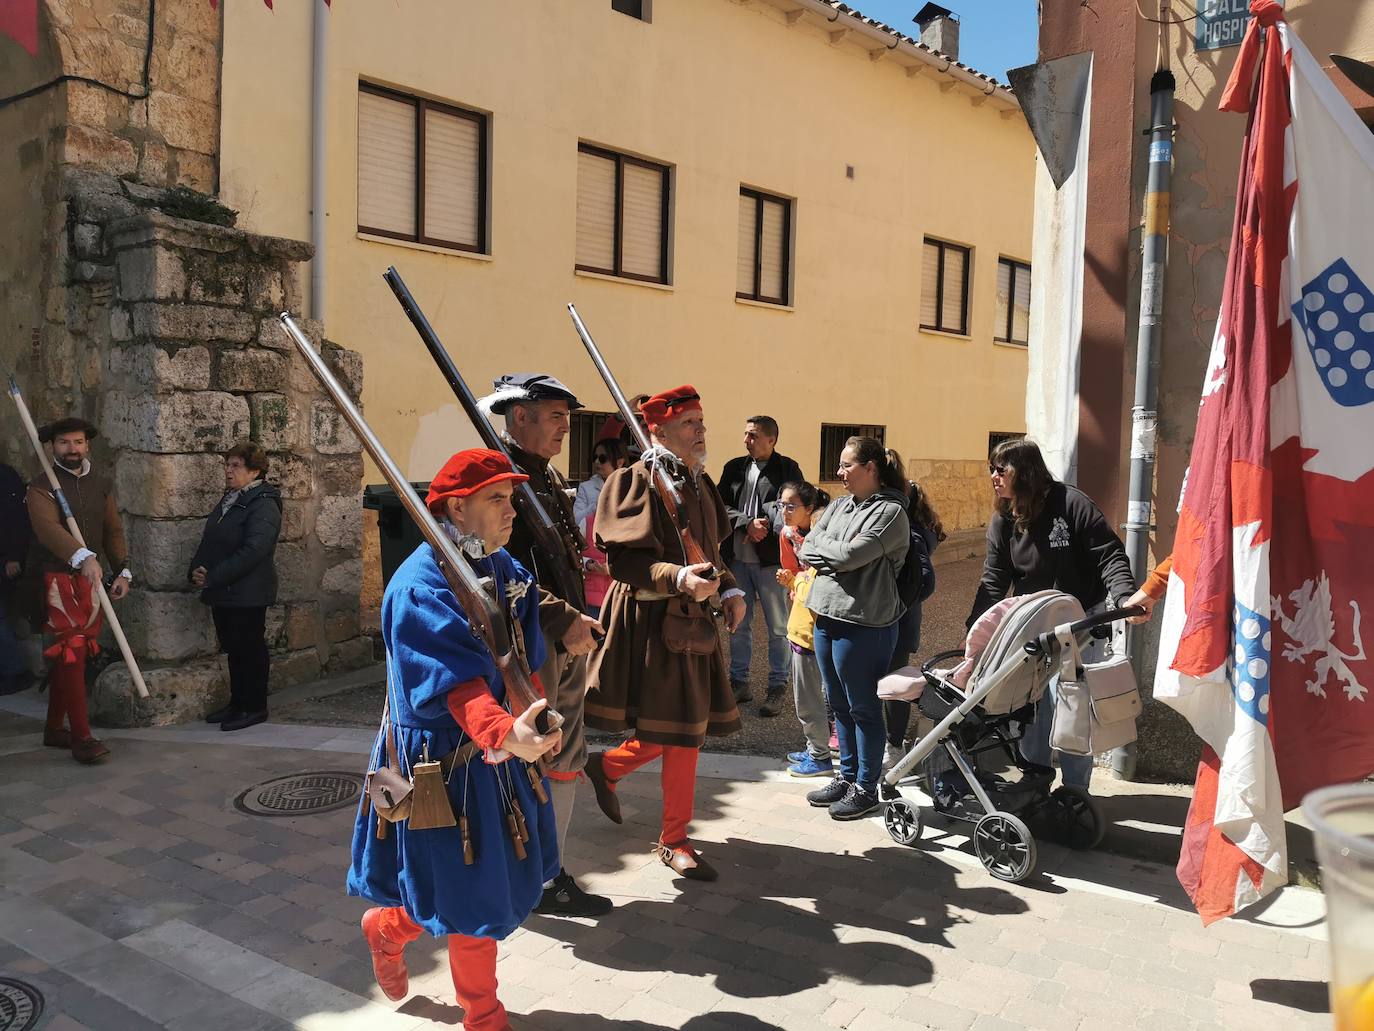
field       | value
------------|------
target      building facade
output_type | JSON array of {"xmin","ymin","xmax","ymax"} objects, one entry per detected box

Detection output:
[{"xmin": 218, "ymin": 0, "xmax": 1036, "ymax": 555}]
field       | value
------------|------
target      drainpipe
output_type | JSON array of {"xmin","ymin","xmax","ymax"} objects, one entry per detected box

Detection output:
[
  {"xmin": 1116, "ymin": 66, "xmax": 1176, "ymax": 782},
  {"xmin": 310, "ymin": 0, "xmax": 328, "ymax": 319}
]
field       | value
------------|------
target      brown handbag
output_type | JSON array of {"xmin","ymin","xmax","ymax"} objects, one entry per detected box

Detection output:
[
  {"xmin": 365, "ymin": 684, "xmax": 413, "ymax": 836},
  {"xmin": 662, "ymin": 595, "xmax": 719, "ymax": 655}
]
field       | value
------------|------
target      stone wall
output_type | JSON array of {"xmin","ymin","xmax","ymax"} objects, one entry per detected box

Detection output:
[{"xmin": 48, "ymin": 179, "xmax": 372, "ymax": 726}]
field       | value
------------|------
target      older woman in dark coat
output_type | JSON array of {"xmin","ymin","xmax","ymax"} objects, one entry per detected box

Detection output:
[{"xmin": 189, "ymin": 442, "xmax": 282, "ymax": 731}]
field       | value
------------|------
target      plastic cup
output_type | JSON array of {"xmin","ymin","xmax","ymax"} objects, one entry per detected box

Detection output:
[{"xmin": 1304, "ymin": 783, "xmax": 1374, "ymax": 1030}]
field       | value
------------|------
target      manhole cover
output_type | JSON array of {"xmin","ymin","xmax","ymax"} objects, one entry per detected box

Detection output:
[
  {"xmin": 0, "ymin": 978, "xmax": 42, "ymax": 1031},
  {"xmin": 234, "ymin": 771, "xmax": 363, "ymax": 817}
]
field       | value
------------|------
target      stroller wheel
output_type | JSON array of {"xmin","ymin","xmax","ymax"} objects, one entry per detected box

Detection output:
[
  {"xmin": 884, "ymin": 797, "xmax": 923, "ymax": 846},
  {"xmin": 973, "ymin": 811, "xmax": 1037, "ymax": 883},
  {"xmin": 1048, "ymin": 786, "xmax": 1106, "ymax": 850}
]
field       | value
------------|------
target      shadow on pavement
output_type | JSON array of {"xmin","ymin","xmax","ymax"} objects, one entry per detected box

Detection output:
[{"xmin": 520, "ymin": 1013, "xmax": 784, "ymax": 1030}]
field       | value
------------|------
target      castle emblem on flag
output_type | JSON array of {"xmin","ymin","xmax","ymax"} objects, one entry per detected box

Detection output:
[{"xmin": 1292, "ymin": 259, "xmax": 1374, "ymax": 408}]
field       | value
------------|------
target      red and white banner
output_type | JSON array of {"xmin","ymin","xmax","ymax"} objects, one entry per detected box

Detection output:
[{"xmin": 1155, "ymin": 0, "xmax": 1374, "ymax": 924}]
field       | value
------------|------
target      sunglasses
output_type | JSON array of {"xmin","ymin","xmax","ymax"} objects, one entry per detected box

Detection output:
[{"xmin": 593, "ymin": 452, "xmax": 612, "ymax": 463}]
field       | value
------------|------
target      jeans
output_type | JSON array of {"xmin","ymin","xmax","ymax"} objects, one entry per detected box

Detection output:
[
  {"xmin": 0, "ymin": 592, "xmax": 27, "ymax": 678},
  {"xmin": 791, "ymin": 645, "xmax": 830, "ymax": 760},
  {"xmin": 728, "ymin": 560, "xmax": 791, "ymax": 689},
  {"xmin": 212, "ymin": 606, "xmax": 270, "ymax": 713},
  {"xmin": 1018, "ymin": 675, "xmax": 1094, "ymax": 790},
  {"xmin": 814, "ymin": 615, "xmax": 897, "ymax": 795}
]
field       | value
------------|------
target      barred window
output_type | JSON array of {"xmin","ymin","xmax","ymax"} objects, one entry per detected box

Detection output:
[
  {"xmin": 357, "ymin": 83, "xmax": 487, "ymax": 253},
  {"xmin": 819, "ymin": 423, "xmax": 886, "ymax": 481}
]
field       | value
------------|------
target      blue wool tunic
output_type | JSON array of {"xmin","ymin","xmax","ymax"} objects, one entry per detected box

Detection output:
[{"xmin": 346, "ymin": 541, "xmax": 559, "ymax": 939}]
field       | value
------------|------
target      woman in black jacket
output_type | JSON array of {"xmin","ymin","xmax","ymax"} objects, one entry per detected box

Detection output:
[
  {"xmin": 189, "ymin": 442, "xmax": 283, "ymax": 732},
  {"xmin": 965, "ymin": 439, "xmax": 1136, "ymax": 795}
]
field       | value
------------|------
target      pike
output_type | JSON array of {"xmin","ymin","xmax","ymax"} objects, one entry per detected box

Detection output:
[
  {"xmin": 276, "ymin": 313, "xmax": 560, "ymax": 736},
  {"xmin": 565, "ymin": 303, "xmax": 723, "ymax": 598},
  {"xmin": 383, "ymin": 267, "xmax": 590, "ymax": 614},
  {"xmin": 7, "ymin": 376, "xmax": 149, "ymax": 698}
]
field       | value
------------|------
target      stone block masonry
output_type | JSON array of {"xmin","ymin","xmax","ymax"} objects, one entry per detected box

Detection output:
[{"xmin": 43, "ymin": 192, "xmax": 374, "ymax": 727}]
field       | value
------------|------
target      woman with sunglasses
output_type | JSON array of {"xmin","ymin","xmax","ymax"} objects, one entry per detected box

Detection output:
[
  {"xmin": 965, "ymin": 438, "xmax": 1136, "ymax": 798},
  {"xmin": 574, "ymin": 438, "xmax": 629, "ymax": 618}
]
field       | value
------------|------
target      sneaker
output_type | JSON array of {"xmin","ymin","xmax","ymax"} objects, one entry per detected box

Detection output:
[
  {"xmin": 759, "ymin": 686, "xmax": 786, "ymax": 718},
  {"xmin": 534, "ymin": 869, "xmax": 613, "ymax": 917},
  {"xmin": 882, "ymin": 742, "xmax": 905, "ymax": 772},
  {"xmin": 788, "ymin": 755, "xmax": 834, "ymax": 778},
  {"xmin": 829, "ymin": 784, "xmax": 880, "ymax": 821},
  {"xmin": 786, "ymin": 749, "xmax": 809, "ymax": 764},
  {"xmin": 731, "ymin": 680, "xmax": 751, "ymax": 704},
  {"xmin": 806, "ymin": 777, "xmax": 851, "ymax": 807},
  {"xmin": 827, "ymin": 730, "xmax": 839, "ymax": 752}
]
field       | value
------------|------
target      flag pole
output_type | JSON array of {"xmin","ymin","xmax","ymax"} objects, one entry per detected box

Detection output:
[{"xmin": 6, "ymin": 377, "xmax": 149, "ymax": 699}]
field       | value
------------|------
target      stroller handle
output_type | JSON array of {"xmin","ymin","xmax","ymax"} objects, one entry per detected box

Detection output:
[{"xmin": 1023, "ymin": 605, "xmax": 1147, "ymax": 655}]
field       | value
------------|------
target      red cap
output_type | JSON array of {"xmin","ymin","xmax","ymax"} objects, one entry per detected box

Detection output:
[
  {"xmin": 425, "ymin": 448, "xmax": 529, "ymax": 515},
  {"xmin": 640, "ymin": 386, "xmax": 702, "ymax": 433}
]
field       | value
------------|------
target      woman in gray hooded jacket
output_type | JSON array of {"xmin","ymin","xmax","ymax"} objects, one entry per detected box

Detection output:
[{"xmin": 798, "ymin": 436, "xmax": 909, "ymax": 821}]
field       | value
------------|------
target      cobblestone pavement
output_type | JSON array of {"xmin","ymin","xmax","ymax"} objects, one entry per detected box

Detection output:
[{"xmin": 0, "ymin": 699, "xmax": 1330, "ymax": 1031}]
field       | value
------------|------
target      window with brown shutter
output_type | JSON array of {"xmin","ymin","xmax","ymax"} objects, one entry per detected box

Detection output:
[
  {"xmin": 995, "ymin": 257, "xmax": 1031, "ymax": 345},
  {"xmin": 737, "ymin": 187, "xmax": 791, "ymax": 305},
  {"xmin": 575, "ymin": 143, "xmax": 670, "ymax": 284},
  {"xmin": 920, "ymin": 237, "xmax": 971, "ymax": 336},
  {"xmin": 356, "ymin": 82, "xmax": 487, "ymax": 254}
]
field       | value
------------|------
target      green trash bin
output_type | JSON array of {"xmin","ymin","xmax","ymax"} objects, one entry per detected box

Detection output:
[{"xmin": 362, "ymin": 482, "xmax": 430, "ymax": 591}]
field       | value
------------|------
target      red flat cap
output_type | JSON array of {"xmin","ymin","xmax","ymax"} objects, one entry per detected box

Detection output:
[
  {"xmin": 425, "ymin": 448, "xmax": 528, "ymax": 515},
  {"xmin": 640, "ymin": 386, "xmax": 702, "ymax": 433}
]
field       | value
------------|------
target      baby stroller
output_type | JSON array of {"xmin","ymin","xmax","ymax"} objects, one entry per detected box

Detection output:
[{"xmin": 877, "ymin": 590, "xmax": 1144, "ymax": 883}]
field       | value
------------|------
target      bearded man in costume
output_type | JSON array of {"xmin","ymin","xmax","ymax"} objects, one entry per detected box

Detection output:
[
  {"xmin": 352, "ymin": 449, "xmax": 561, "ymax": 1031},
  {"xmin": 583, "ymin": 386, "xmax": 746, "ymax": 881},
  {"xmin": 25, "ymin": 417, "xmax": 130, "ymax": 764}
]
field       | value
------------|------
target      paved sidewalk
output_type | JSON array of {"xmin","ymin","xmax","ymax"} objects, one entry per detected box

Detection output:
[{"xmin": 0, "ymin": 700, "xmax": 1331, "ymax": 1031}]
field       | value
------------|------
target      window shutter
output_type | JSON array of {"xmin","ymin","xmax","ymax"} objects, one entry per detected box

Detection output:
[
  {"xmin": 422, "ymin": 108, "xmax": 481, "ymax": 247},
  {"xmin": 621, "ymin": 162, "xmax": 664, "ymax": 279},
  {"xmin": 941, "ymin": 246, "xmax": 967, "ymax": 333},
  {"xmin": 736, "ymin": 193, "xmax": 758, "ymax": 296},
  {"xmin": 576, "ymin": 149, "xmax": 617, "ymax": 271},
  {"xmin": 995, "ymin": 259, "xmax": 1012, "ymax": 340},
  {"xmin": 920, "ymin": 241, "xmax": 940, "ymax": 327},
  {"xmin": 759, "ymin": 198, "xmax": 786, "ymax": 302},
  {"xmin": 358, "ymin": 90, "xmax": 416, "ymax": 236},
  {"xmin": 1013, "ymin": 263, "xmax": 1031, "ymax": 343}
]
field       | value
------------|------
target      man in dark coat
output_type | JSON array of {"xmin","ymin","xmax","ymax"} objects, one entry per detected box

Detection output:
[
  {"xmin": 485, "ymin": 373, "xmax": 608, "ymax": 917},
  {"xmin": 717, "ymin": 416, "xmax": 803, "ymax": 715},
  {"xmin": 0, "ymin": 462, "xmax": 33, "ymax": 694},
  {"xmin": 26, "ymin": 417, "xmax": 129, "ymax": 763},
  {"xmin": 584, "ymin": 386, "xmax": 746, "ymax": 882},
  {"xmin": 189, "ymin": 441, "xmax": 282, "ymax": 732}
]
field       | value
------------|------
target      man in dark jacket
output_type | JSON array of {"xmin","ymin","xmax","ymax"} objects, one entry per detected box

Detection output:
[
  {"xmin": 717, "ymin": 416, "xmax": 803, "ymax": 715},
  {"xmin": 189, "ymin": 442, "xmax": 282, "ymax": 732},
  {"xmin": 0, "ymin": 462, "xmax": 33, "ymax": 694},
  {"xmin": 487, "ymin": 372, "xmax": 608, "ymax": 918}
]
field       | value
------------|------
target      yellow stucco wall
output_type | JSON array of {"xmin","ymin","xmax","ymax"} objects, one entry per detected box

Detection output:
[{"xmin": 219, "ymin": 0, "xmax": 1034, "ymax": 530}]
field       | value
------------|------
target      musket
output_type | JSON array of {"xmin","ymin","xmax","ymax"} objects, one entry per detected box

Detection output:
[
  {"xmin": 565, "ymin": 304, "xmax": 723, "ymax": 591},
  {"xmin": 383, "ymin": 267, "xmax": 589, "ymax": 613},
  {"xmin": 277, "ymin": 314, "xmax": 561, "ymax": 735},
  {"xmin": 7, "ymin": 376, "xmax": 149, "ymax": 699}
]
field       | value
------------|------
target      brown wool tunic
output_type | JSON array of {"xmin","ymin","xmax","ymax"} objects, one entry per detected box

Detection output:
[
  {"xmin": 585, "ymin": 458, "xmax": 741, "ymax": 748},
  {"xmin": 24, "ymin": 464, "xmax": 128, "ymax": 620}
]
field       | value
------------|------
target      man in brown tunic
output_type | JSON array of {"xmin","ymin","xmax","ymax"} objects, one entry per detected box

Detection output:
[
  {"xmin": 487, "ymin": 372, "xmax": 610, "ymax": 918},
  {"xmin": 25, "ymin": 417, "xmax": 130, "ymax": 763},
  {"xmin": 584, "ymin": 385, "xmax": 746, "ymax": 881}
]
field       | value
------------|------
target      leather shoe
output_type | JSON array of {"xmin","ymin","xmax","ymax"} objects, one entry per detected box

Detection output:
[
  {"xmin": 205, "ymin": 704, "xmax": 236, "ymax": 724},
  {"xmin": 657, "ymin": 840, "xmax": 718, "ymax": 882},
  {"xmin": 534, "ymin": 869, "xmax": 613, "ymax": 917},
  {"xmin": 43, "ymin": 727, "xmax": 71, "ymax": 749},
  {"xmin": 731, "ymin": 680, "xmax": 751, "ymax": 704},
  {"xmin": 360, "ymin": 909, "xmax": 409, "ymax": 1001},
  {"xmin": 221, "ymin": 710, "xmax": 267, "ymax": 732},
  {"xmin": 584, "ymin": 752, "xmax": 622, "ymax": 825},
  {"xmin": 71, "ymin": 737, "xmax": 110, "ymax": 764}
]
